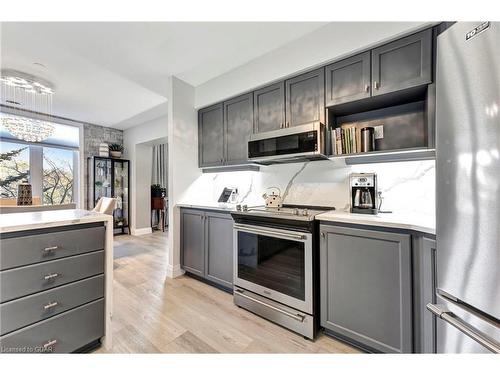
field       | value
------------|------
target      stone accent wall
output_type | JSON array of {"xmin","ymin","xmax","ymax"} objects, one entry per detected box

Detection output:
[{"xmin": 83, "ymin": 123, "xmax": 123, "ymax": 209}]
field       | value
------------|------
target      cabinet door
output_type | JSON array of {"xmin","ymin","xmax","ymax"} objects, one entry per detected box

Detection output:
[
  {"xmin": 224, "ymin": 93, "xmax": 254, "ymax": 165},
  {"xmin": 413, "ymin": 236, "xmax": 437, "ymax": 353},
  {"xmin": 180, "ymin": 209, "xmax": 205, "ymax": 277},
  {"xmin": 371, "ymin": 29, "xmax": 432, "ymax": 96},
  {"xmin": 320, "ymin": 224, "xmax": 412, "ymax": 353},
  {"xmin": 198, "ymin": 103, "xmax": 224, "ymax": 167},
  {"xmin": 205, "ymin": 212, "xmax": 234, "ymax": 289},
  {"xmin": 253, "ymin": 82, "xmax": 285, "ymax": 133},
  {"xmin": 285, "ymin": 67, "xmax": 325, "ymax": 127},
  {"xmin": 325, "ymin": 51, "xmax": 371, "ymax": 106}
]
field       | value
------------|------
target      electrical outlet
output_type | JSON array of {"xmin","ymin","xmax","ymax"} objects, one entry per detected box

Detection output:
[{"xmin": 374, "ymin": 125, "xmax": 384, "ymax": 139}]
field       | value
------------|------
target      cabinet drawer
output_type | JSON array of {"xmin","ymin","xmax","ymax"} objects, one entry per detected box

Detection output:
[
  {"xmin": 0, "ymin": 225, "xmax": 105, "ymax": 271},
  {"xmin": 0, "ymin": 298, "xmax": 104, "ymax": 353},
  {"xmin": 0, "ymin": 251, "xmax": 104, "ymax": 303},
  {"xmin": 1, "ymin": 275, "xmax": 104, "ymax": 336}
]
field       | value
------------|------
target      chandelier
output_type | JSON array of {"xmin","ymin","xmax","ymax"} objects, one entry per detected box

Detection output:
[{"xmin": 0, "ymin": 69, "xmax": 56, "ymax": 142}]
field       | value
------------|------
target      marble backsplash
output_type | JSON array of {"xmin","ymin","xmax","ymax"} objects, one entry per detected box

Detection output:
[{"xmin": 180, "ymin": 159, "xmax": 435, "ymax": 217}]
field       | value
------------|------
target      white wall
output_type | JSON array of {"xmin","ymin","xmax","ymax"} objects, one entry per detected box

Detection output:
[
  {"xmin": 167, "ymin": 76, "xmax": 201, "ymax": 278},
  {"xmin": 195, "ymin": 22, "xmax": 430, "ymax": 108},
  {"xmin": 123, "ymin": 115, "xmax": 168, "ymax": 234}
]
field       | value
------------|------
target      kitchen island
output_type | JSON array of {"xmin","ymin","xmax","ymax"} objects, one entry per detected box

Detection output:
[{"xmin": 0, "ymin": 209, "xmax": 114, "ymax": 353}]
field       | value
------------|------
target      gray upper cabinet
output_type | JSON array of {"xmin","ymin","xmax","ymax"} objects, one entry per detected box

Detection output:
[
  {"xmin": 180, "ymin": 208, "xmax": 233, "ymax": 290},
  {"xmin": 325, "ymin": 51, "xmax": 371, "ymax": 106},
  {"xmin": 285, "ymin": 68, "xmax": 325, "ymax": 127},
  {"xmin": 224, "ymin": 93, "xmax": 254, "ymax": 165},
  {"xmin": 320, "ymin": 224, "xmax": 412, "ymax": 353},
  {"xmin": 180, "ymin": 209, "xmax": 205, "ymax": 277},
  {"xmin": 253, "ymin": 82, "xmax": 285, "ymax": 133},
  {"xmin": 198, "ymin": 103, "xmax": 224, "ymax": 168},
  {"xmin": 371, "ymin": 29, "xmax": 432, "ymax": 96},
  {"xmin": 205, "ymin": 212, "xmax": 234, "ymax": 289}
]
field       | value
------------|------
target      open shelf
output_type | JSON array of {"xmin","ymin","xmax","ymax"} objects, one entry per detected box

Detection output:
[{"xmin": 328, "ymin": 147, "xmax": 435, "ymax": 165}]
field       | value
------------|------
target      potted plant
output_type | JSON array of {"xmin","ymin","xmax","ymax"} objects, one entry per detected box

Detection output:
[
  {"xmin": 151, "ymin": 184, "xmax": 163, "ymax": 198},
  {"xmin": 109, "ymin": 143, "xmax": 124, "ymax": 158}
]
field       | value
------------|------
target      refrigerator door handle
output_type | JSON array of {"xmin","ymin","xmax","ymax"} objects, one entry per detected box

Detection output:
[{"xmin": 427, "ymin": 303, "xmax": 500, "ymax": 353}]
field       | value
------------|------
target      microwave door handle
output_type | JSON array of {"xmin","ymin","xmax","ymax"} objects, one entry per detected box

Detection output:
[
  {"xmin": 427, "ymin": 304, "xmax": 500, "ymax": 353},
  {"xmin": 233, "ymin": 224, "xmax": 306, "ymax": 241}
]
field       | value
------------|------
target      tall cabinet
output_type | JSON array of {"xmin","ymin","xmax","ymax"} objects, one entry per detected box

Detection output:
[{"xmin": 88, "ymin": 156, "xmax": 130, "ymax": 234}]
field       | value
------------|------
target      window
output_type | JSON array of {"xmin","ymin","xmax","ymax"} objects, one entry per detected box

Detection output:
[
  {"xmin": 0, "ymin": 113, "xmax": 80, "ymax": 205},
  {"xmin": 0, "ymin": 141, "xmax": 30, "ymax": 198},
  {"xmin": 43, "ymin": 147, "xmax": 75, "ymax": 204}
]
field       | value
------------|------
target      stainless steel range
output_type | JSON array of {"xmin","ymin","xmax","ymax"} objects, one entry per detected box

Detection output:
[{"xmin": 231, "ymin": 204, "xmax": 332, "ymax": 339}]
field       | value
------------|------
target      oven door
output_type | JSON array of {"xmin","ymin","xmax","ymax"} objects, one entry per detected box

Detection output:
[{"xmin": 233, "ymin": 223, "xmax": 313, "ymax": 314}]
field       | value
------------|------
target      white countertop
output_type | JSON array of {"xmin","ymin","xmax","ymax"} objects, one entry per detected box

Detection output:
[
  {"xmin": 316, "ymin": 210, "xmax": 435, "ymax": 235},
  {"xmin": 0, "ymin": 209, "xmax": 113, "ymax": 234}
]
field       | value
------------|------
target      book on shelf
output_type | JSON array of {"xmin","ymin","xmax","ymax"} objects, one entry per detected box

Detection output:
[{"xmin": 333, "ymin": 125, "xmax": 362, "ymax": 155}]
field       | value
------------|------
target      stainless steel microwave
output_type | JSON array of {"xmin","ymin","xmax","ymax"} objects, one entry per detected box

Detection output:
[{"xmin": 248, "ymin": 122, "xmax": 326, "ymax": 165}]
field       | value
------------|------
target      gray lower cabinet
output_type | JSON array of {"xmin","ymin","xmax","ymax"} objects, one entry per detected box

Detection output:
[
  {"xmin": 0, "ymin": 223, "xmax": 106, "ymax": 353},
  {"xmin": 181, "ymin": 208, "xmax": 233, "ymax": 289},
  {"xmin": 205, "ymin": 212, "xmax": 234, "ymax": 289},
  {"xmin": 224, "ymin": 93, "xmax": 254, "ymax": 165},
  {"xmin": 413, "ymin": 236, "xmax": 437, "ymax": 353},
  {"xmin": 371, "ymin": 28, "xmax": 432, "ymax": 96},
  {"xmin": 319, "ymin": 224, "xmax": 412, "ymax": 353},
  {"xmin": 253, "ymin": 82, "xmax": 285, "ymax": 133},
  {"xmin": 180, "ymin": 209, "xmax": 205, "ymax": 277},
  {"xmin": 325, "ymin": 51, "xmax": 371, "ymax": 106},
  {"xmin": 198, "ymin": 103, "xmax": 224, "ymax": 168},
  {"xmin": 0, "ymin": 299, "xmax": 104, "ymax": 353},
  {"xmin": 285, "ymin": 67, "xmax": 325, "ymax": 127}
]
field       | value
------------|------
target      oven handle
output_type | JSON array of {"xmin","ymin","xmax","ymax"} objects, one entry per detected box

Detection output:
[
  {"xmin": 234, "ymin": 290, "xmax": 306, "ymax": 322},
  {"xmin": 233, "ymin": 224, "xmax": 307, "ymax": 240}
]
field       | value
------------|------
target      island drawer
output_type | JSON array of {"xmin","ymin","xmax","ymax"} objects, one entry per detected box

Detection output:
[
  {"xmin": 0, "ymin": 251, "xmax": 104, "ymax": 303},
  {"xmin": 0, "ymin": 224, "xmax": 105, "ymax": 271},
  {"xmin": 0, "ymin": 275, "xmax": 104, "ymax": 336},
  {"xmin": 0, "ymin": 298, "xmax": 104, "ymax": 353}
]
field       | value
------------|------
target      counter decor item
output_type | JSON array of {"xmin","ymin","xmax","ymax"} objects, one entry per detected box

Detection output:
[
  {"xmin": 360, "ymin": 127, "xmax": 375, "ymax": 152},
  {"xmin": 108, "ymin": 143, "xmax": 123, "ymax": 158},
  {"xmin": 99, "ymin": 143, "xmax": 109, "ymax": 157},
  {"xmin": 16, "ymin": 182, "xmax": 33, "ymax": 205}
]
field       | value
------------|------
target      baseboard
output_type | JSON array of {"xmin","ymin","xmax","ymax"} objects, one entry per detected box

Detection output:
[
  {"xmin": 130, "ymin": 227, "xmax": 153, "ymax": 236},
  {"xmin": 166, "ymin": 264, "xmax": 185, "ymax": 279}
]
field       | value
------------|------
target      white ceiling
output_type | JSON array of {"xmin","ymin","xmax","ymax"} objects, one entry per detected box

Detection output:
[{"xmin": 0, "ymin": 22, "xmax": 327, "ymax": 128}]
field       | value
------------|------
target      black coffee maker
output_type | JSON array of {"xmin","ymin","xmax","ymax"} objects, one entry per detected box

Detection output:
[{"xmin": 350, "ymin": 173, "xmax": 378, "ymax": 214}]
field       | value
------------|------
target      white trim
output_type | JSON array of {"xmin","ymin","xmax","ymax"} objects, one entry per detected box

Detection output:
[
  {"xmin": 130, "ymin": 226, "xmax": 153, "ymax": 236},
  {"xmin": 166, "ymin": 263, "xmax": 185, "ymax": 279}
]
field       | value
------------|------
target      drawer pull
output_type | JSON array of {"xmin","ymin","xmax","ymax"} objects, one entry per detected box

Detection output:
[
  {"xmin": 43, "ymin": 246, "xmax": 59, "ymax": 253},
  {"xmin": 43, "ymin": 273, "xmax": 60, "ymax": 281},
  {"xmin": 43, "ymin": 301, "xmax": 59, "ymax": 310},
  {"xmin": 42, "ymin": 339, "xmax": 58, "ymax": 350}
]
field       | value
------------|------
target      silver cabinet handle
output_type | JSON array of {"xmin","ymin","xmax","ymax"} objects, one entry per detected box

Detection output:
[
  {"xmin": 43, "ymin": 301, "xmax": 59, "ymax": 310},
  {"xmin": 280, "ymin": 123, "xmax": 284, "ymax": 129},
  {"xmin": 427, "ymin": 303, "xmax": 500, "ymax": 353},
  {"xmin": 365, "ymin": 84, "xmax": 370, "ymax": 92},
  {"xmin": 321, "ymin": 232, "xmax": 326, "ymax": 239},
  {"xmin": 43, "ymin": 273, "xmax": 60, "ymax": 281},
  {"xmin": 235, "ymin": 290, "xmax": 305, "ymax": 322},
  {"xmin": 234, "ymin": 224, "xmax": 306, "ymax": 240},
  {"xmin": 42, "ymin": 339, "xmax": 57, "ymax": 350},
  {"xmin": 374, "ymin": 81, "xmax": 379, "ymax": 90},
  {"xmin": 286, "ymin": 122, "xmax": 290, "ymax": 128},
  {"xmin": 43, "ymin": 246, "xmax": 59, "ymax": 253}
]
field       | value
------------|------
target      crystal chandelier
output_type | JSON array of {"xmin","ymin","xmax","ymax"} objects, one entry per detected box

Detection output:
[{"xmin": 0, "ymin": 69, "xmax": 56, "ymax": 142}]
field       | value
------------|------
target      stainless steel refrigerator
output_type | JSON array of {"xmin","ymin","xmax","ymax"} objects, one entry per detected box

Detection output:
[{"xmin": 429, "ymin": 21, "xmax": 500, "ymax": 353}]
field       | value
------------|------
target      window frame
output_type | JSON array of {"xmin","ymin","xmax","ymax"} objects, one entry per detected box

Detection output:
[{"xmin": 0, "ymin": 106, "xmax": 83, "ymax": 207}]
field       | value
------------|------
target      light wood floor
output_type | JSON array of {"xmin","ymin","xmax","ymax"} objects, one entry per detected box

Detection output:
[{"xmin": 97, "ymin": 230, "xmax": 360, "ymax": 353}]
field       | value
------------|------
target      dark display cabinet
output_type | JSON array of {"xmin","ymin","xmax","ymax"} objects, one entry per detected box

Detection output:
[{"xmin": 88, "ymin": 156, "xmax": 130, "ymax": 234}]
